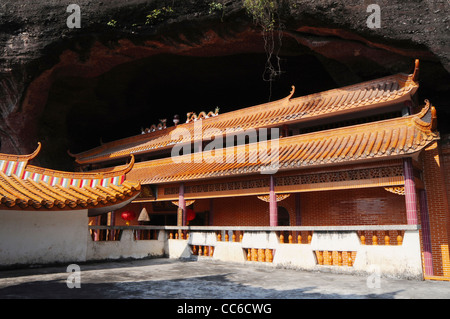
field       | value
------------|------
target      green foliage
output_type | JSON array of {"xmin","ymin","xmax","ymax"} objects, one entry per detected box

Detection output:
[
  {"xmin": 146, "ymin": 6, "xmax": 174, "ymax": 25},
  {"xmin": 242, "ymin": 0, "xmax": 278, "ymax": 32},
  {"xmin": 209, "ymin": 2, "xmax": 224, "ymax": 14},
  {"xmin": 106, "ymin": 19, "xmax": 117, "ymax": 27}
]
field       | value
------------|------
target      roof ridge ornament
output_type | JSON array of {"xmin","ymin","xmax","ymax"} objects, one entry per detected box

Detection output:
[
  {"xmin": 186, "ymin": 107, "xmax": 220, "ymax": 123},
  {"xmin": 142, "ymin": 119, "xmax": 167, "ymax": 134},
  {"xmin": 102, "ymin": 154, "xmax": 135, "ymax": 176},
  {"xmin": 416, "ymin": 99, "xmax": 431, "ymax": 119},
  {"xmin": 279, "ymin": 85, "xmax": 295, "ymax": 107},
  {"xmin": 28, "ymin": 142, "xmax": 42, "ymax": 161},
  {"xmin": 0, "ymin": 142, "xmax": 41, "ymax": 163},
  {"xmin": 412, "ymin": 59, "xmax": 420, "ymax": 82},
  {"xmin": 123, "ymin": 154, "xmax": 135, "ymax": 175},
  {"xmin": 286, "ymin": 85, "xmax": 295, "ymax": 101},
  {"xmin": 413, "ymin": 100, "xmax": 438, "ymax": 134}
]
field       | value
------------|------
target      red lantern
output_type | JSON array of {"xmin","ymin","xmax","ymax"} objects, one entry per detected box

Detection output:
[
  {"xmin": 121, "ymin": 211, "xmax": 135, "ymax": 225},
  {"xmin": 186, "ymin": 209, "xmax": 196, "ymax": 222}
]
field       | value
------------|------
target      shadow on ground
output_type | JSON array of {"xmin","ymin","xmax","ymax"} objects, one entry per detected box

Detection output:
[
  {"xmin": 0, "ymin": 273, "xmax": 402, "ymax": 299},
  {"xmin": 0, "ymin": 257, "xmax": 174, "ymax": 279}
]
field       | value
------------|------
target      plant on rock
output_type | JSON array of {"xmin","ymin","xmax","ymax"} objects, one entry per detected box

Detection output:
[
  {"xmin": 145, "ymin": 6, "xmax": 174, "ymax": 25},
  {"xmin": 242, "ymin": 0, "xmax": 284, "ymax": 99}
]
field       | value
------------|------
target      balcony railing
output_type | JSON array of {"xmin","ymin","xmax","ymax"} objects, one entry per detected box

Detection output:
[{"xmin": 87, "ymin": 224, "xmax": 422, "ymax": 280}]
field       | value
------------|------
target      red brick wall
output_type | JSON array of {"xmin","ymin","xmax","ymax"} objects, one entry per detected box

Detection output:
[
  {"xmin": 211, "ymin": 188, "xmax": 407, "ymax": 227},
  {"xmin": 212, "ymin": 196, "xmax": 270, "ymax": 226},
  {"xmin": 299, "ymin": 188, "xmax": 407, "ymax": 226},
  {"xmin": 440, "ymin": 138, "xmax": 450, "ymax": 226},
  {"xmin": 422, "ymin": 141, "xmax": 450, "ymax": 277}
]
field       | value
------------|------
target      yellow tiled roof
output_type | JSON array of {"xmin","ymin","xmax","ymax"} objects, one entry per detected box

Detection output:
[
  {"xmin": 126, "ymin": 100, "xmax": 437, "ymax": 184},
  {"xmin": 0, "ymin": 145, "xmax": 140, "ymax": 214},
  {"xmin": 71, "ymin": 61, "xmax": 420, "ymax": 165}
]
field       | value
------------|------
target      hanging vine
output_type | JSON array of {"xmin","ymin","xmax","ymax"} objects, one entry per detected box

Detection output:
[{"xmin": 243, "ymin": 0, "xmax": 284, "ymax": 100}]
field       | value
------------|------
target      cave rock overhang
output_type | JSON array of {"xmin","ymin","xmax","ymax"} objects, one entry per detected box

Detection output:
[{"xmin": 1, "ymin": 22, "xmax": 445, "ymax": 170}]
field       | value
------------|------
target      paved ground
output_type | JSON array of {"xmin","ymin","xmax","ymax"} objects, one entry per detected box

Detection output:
[{"xmin": 0, "ymin": 258, "xmax": 449, "ymax": 300}]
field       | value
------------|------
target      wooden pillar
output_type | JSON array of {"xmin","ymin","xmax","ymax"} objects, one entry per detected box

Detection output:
[
  {"xmin": 403, "ymin": 158, "xmax": 418, "ymax": 225},
  {"xmin": 269, "ymin": 175, "xmax": 278, "ymax": 227},
  {"xmin": 179, "ymin": 183, "xmax": 186, "ymax": 226},
  {"xmin": 109, "ymin": 211, "xmax": 115, "ymax": 241},
  {"xmin": 282, "ymin": 124, "xmax": 289, "ymax": 137},
  {"xmin": 94, "ymin": 215, "xmax": 100, "ymax": 241},
  {"xmin": 295, "ymin": 193, "xmax": 301, "ymax": 226},
  {"xmin": 419, "ymin": 190, "xmax": 434, "ymax": 276},
  {"xmin": 209, "ymin": 198, "xmax": 214, "ymax": 226}
]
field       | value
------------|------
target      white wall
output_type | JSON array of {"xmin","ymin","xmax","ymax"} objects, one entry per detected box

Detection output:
[
  {"xmin": 353, "ymin": 231, "xmax": 423, "ymax": 279},
  {"xmin": 86, "ymin": 230, "xmax": 165, "ymax": 261},
  {"xmin": 0, "ymin": 209, "xmax": 89, "ymax": 266},
  {"xmin": 177, "ymin": 230, "xmax": 424, "ymax": 280},
  {"xmin": 0, "ymin": 217, "xmax": 424, "ymax": 280}
]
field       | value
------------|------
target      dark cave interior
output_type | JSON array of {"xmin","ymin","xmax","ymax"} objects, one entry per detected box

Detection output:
[
  {"xmin": 1, "ymin": 0, "xmax": 450, "ymax": 172},
  {"xmin": 40, "ymin": 53, "xmax": 340, "ymax": 168},
  {"xmin": 38, "ymin": 50, "xmax": 449, "ymax": 170}
]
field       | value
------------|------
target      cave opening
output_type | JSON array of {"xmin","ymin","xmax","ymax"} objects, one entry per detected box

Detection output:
[
  {"xmin": 37, "ymin": 33, "xmax": 450, "ymax": 171},
  {"xmin": 40, "ymin": 52, "xmax": 342, "ymax": 169},
  {"xmin": 1, "ymin": 1, "xmax": 449, "ymax": 173}
]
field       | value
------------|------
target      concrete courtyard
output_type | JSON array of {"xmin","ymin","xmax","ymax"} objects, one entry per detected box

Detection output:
[{"xmin": 1, "ymin": 258, "xmax": 450, "ymax": 300}]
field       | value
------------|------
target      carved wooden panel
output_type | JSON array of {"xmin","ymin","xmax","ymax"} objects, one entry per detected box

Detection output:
[{"xmin": 160, "ymin": 165, "xmax": 404, "ymax": 200}]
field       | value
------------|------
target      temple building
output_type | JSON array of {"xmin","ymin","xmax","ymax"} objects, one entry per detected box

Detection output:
[
  {"xmin": 67, "ymin": 60, "xmax": 449, "ymax": 279},
  {"xmin": 0, "ymin": 143, "xmax": 140, "ymax": 266}
]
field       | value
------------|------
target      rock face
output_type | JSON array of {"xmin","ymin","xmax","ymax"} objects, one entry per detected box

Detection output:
[{"xmin": 0, "ymin": 0, "xmax": 449, "ymax": 169}]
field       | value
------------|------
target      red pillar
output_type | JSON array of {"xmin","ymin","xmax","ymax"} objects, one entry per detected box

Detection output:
[
  {"xmin": 94, "ymin": 215, "xmax": 100, "ymax": 241},
  {"xmin": 295, "ymin": 193, "xmax": 301, "ymax": 226},
  {"xmin": 403, "ymin": 158, "xmax": 418, "ymax": 225},
  {"xmin": 109, "ymin": 211, "xmax": 115, "ymax": 241},
  {"xmin": 269, "ymin": 175, "xmax": 278, "ymax": 226},
  {"xmin": 179, "ymin": 183, "xmax": 186, "ymax": 226},
  {"xmin": 209, "ymin": 198, "xmax": 214, "ymax": 226}
]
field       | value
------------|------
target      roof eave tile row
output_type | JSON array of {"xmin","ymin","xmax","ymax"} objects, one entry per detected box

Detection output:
[
  {"xmin": 0, "ymin": 172, "xmax": 139, "ymax": 210},
  {"xmin": 0, "ymin": 147, "xmax": 140, "ymax": 211},
  {"xmin": 126, "ymin": 101, "xmax": 438, "ymax": 185},
  {"xmin": 72, "ymin": 65, "xmax": 420, "ymax": 165}
]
